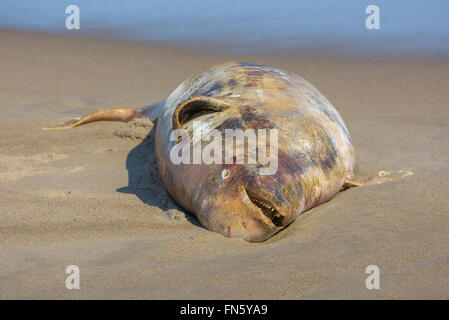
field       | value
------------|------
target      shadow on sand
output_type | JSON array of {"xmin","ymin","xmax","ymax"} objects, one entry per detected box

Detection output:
[{"xmin": 116, "ymin": 124, "xmax": 203, "ymax": 228}]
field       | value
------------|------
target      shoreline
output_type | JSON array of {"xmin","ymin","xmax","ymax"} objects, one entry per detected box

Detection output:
[{"xmin": 3, "ymin": 28, "xmax": 449, "ymax": 62}]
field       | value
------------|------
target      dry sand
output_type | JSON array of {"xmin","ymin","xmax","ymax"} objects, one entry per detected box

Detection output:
[{"xmin": 0, "ymin": 30, "xmax": 448, "ymax": 299}]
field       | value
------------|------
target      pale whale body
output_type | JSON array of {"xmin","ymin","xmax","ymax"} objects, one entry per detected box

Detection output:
[{"xmin": 50, "ymin": 62, "xmax": 407, "ymax": 242}]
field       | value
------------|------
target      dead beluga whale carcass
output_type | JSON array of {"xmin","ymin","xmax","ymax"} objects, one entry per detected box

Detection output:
[{"xmin": 46, "ymin": 62, "xmax": 412, "ymax": 242}]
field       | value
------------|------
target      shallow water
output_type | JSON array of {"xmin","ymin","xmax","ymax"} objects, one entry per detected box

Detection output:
[{"xmin": 1, "ymin": 0, "xmax": 448, "ymax": 56}]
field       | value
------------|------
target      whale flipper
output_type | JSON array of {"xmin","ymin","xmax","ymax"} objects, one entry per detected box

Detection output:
[
  {"xmin": 44, "ymin": 100, "xmax": 165, "ymax": 130},
  {"xmin": 342, "ymin": 170, "xmax": 413, "ymax": 189}
]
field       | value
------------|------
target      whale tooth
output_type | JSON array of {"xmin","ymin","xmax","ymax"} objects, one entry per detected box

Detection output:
[{"xmin": 247, "ymin": 193, "xmax": 283, "ymax": 227}]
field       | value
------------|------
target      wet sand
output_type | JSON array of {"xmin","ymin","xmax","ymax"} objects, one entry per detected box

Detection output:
[{"xmin": 0, "ymin": 30, "xmax": 448, "ymax": 299}]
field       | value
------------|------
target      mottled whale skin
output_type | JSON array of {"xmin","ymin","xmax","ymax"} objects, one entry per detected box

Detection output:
[{"xmin": 154, "ymin": 62, "xmax": 355, "ymax": 242}]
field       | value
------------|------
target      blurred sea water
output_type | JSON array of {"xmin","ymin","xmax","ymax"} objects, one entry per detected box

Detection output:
[{"xmin": 1, "ymin": 0, "xmax": 448, "ymax": 57}]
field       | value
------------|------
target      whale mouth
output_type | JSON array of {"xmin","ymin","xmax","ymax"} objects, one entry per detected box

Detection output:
[{"xmin": 245, "ymin": 189, "xmax": 283, "ymax": 227}]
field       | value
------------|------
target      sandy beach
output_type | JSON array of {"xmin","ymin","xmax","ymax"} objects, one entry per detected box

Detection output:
[{"xmin": 0, "ymin": 29, "xmax": 448, "ymax": 299}]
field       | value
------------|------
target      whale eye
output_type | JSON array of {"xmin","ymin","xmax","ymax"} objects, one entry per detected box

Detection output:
[{"xmin": 221, "ymin": 169, "xmax": 230, "ymax": 180}]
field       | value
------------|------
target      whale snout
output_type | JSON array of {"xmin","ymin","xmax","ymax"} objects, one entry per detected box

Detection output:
[{"xmin": 199, "ymin": 174, "xmax": 300, "ymax": 242}]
